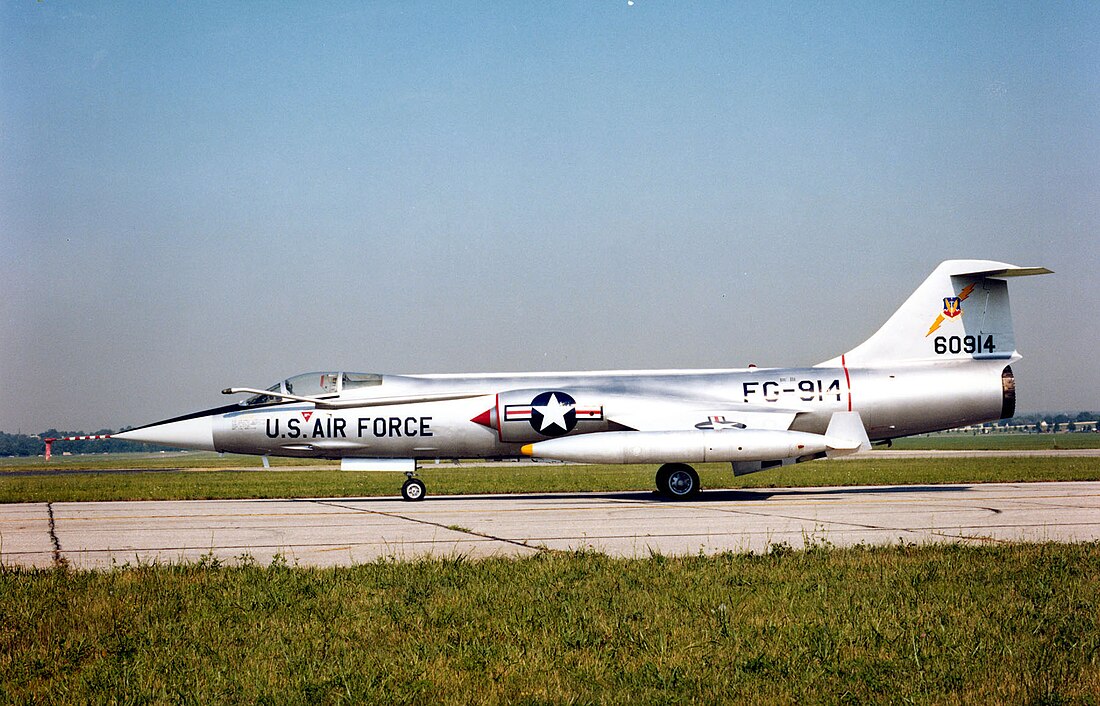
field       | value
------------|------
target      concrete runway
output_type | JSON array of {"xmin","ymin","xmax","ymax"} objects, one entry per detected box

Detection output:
[{"xmin": 3, "ymin": 481, "xmax": 1099, "ymax": 569}]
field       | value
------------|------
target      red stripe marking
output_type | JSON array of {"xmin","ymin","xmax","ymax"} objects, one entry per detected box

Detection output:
[{"xmin": 841, "ymin": 354, "xmax": 853, "ymax": 412}]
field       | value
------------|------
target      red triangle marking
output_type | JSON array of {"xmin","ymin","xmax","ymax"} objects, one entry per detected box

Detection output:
[
  {"xmin": 302, "ymin": 411, "xmax": 313, "ymax": 422},
  {"xmin": 471, "ymin": 409, "xmax": 493, "ymax": 428}
]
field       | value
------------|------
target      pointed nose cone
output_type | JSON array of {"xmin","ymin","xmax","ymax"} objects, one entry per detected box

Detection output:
[{"xmin": 114, "ymin": 415, "xmax": 216, "ymax": 451}]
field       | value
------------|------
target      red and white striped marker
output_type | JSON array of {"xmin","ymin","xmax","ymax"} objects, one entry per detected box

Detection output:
[{"xmin": 43, "ymin": 435, "xmax": 112, "ymax": 461}]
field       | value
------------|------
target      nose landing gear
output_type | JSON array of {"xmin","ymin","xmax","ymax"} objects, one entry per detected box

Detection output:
[{"xmin": 401, "ymin": 471, "xmax": 426, "ymax": 501}]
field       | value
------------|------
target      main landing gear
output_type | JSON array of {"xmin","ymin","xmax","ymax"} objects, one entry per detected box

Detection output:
[
  {"xmin": 401, "ymin": 471, "xmax": 426, "ymax": 502},
  {"xmin": 655, "ymin": 463, "xmax": 701, "ymax": 499}
]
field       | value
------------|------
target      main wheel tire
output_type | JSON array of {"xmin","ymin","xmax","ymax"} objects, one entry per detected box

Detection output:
[
  {"xmin": 657, "ymin": 463, "xmax": 700, "ymax": 499},
  {"xmin": 655, "ymin": 466, "xmax": 672, "ymax": 494},
  {"xmin": 401, "ymin": 477, "xmax": 426, "ymax": 501}
]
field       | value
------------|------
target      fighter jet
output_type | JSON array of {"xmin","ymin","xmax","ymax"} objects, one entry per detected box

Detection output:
[{"xmin": 114, "ymin": 260, "xmax": 1050, "ymax": 501}]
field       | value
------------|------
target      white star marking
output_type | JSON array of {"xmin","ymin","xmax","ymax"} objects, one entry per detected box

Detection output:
[{"xmin": 533, "ymin": 393, "xmax": 574, "ymax": 432}]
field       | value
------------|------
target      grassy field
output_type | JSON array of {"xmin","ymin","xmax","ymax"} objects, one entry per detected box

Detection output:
[
  {"xmin": 1, "ymin": 434, "xmax": 1097, "ymax": 504},
  {"xmin": 2, "ymin": 543, "xmax": 1098, "ymax": 704},
  {"xmin": 890, "ymin": 433, "xmax": 1100, "ymax": 451},
  {"xmin": 0, "ymin": 450, "xmax": 327, "ymax": 472},
  {"xmin": 2, "ymin": 455, "xmax": 1100, "ymax": 503},
  {"xmin": 4, "ymin": 444, "xmax": 1098, "ymax": 703}
]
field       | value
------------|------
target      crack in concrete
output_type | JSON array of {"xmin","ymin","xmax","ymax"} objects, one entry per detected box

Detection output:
[
  {"xmin": 46, "ymin": 503, "xmax": 68, "ymax": 568},
  {"xmin": 305, "ymin": 499, "xmax": 551, "ymax": 554}
]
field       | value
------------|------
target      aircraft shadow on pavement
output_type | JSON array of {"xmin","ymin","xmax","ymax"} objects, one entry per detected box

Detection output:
[
  {"xmin": 286, "ymin": 484, "xmax": 975, "ymax": 505},
  {"xmin": 711, "ymin": 485, "xmax": 975, "ymax": 502}
]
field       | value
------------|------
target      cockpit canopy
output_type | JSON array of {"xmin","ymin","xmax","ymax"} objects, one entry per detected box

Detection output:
[{"xmin": 243, "ymin": 371, "xmax": 382, "ymax": 406}]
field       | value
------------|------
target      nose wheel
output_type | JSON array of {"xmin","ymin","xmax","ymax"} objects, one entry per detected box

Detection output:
[{"xmin": 401, "ymin": 472, "xmax": 426, "ymax": 502}]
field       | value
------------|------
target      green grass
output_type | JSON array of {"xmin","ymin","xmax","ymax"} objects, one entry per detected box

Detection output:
[
  {"xmin": 4, "ymin": 447, "xmax": 1098, "ymax": 702},
  {"xmin": 2, "ymin": 456, "xmax": 1100, "ymax": 503},
  {"xmin": 891, "ymin": 432, "xmax": 1100, "ymax": 451},
  {"xmin": 2, "ymin": 544, "xmax": 1098, "ymax": 704},
  {"xmin": 0, "ymin": 451, "xmax": 328, "ymax": 472},
  {"xmin": 742, "ymin": 455, "xmax": 1100, "ymax": 488}
]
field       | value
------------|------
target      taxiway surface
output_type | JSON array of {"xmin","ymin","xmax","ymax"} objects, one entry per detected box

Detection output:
[{"xmin": 3, "ymin": 481, "xmax": 1099, "ymax": 568}]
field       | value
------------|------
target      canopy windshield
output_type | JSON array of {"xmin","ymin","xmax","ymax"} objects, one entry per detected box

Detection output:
[{"xmin": 243, "ymin": 372, "xmax": 382, "ymax": 406}]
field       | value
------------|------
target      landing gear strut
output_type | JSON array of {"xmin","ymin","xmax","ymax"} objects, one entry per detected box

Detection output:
[
  {"xmin": 401, "ymin": 471, "xmax": 426, "ymax": 502},
  {"xmin": 656, "ymin": 463, "xmax": 701, "ymax": 499}
]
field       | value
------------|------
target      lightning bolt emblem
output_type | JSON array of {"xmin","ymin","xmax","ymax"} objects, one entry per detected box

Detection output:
[
  {"xmin": 925, "ymin": 283, "xmax": 976, "ymax": 337},
  {"xmin": 926, "ymin": 314, "xmax": 946, "ymax": 337}
]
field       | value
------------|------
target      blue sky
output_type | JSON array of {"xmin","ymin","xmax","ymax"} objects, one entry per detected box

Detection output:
[{"xmin": 2, "ymin": 2, "xmax": 1097, "ymax": 431}]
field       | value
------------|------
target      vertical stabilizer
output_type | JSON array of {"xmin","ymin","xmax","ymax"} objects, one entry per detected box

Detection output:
[{"xmin": 817, "ymin": 260, "xmax": 1051, "ymax": 368}]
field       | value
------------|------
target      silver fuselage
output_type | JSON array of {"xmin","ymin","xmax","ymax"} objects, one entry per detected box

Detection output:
[{"xmin": 203, "ymin": 361, "xmax": 1010, "ymax": 459}]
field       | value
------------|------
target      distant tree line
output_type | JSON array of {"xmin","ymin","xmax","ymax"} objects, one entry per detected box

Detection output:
[
  {"xmin": 996, "ymin": 411, "xmax": 1098, "ymax": 431},
  {"xmin": 0, "ymin": 430, "xmax": 179, "ymax": 457}
]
